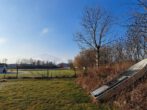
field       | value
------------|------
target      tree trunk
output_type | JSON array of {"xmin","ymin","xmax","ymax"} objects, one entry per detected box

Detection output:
[{"xmin": 96, "ymin": 47, "xmax": 100, "ymax": 68}]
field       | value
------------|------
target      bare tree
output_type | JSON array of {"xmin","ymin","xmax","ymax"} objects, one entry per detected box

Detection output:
[
  {"xmin": 75, "ymin": 7, "xmax": 112, "ymax": 67},
  {"xmin": 134, "ymin": 0, "xmax": 147, "ymax": 30},
  {"xmin": 137, "ymin": 0, "xmax": 147, "ymax": 10},
  {"xmin": 125, "ymin": 0, "xmax": 147, "ymax": 61},
  {"xmin": 125, "ymin": 13, "xmax": 147, "ymax": 61}
]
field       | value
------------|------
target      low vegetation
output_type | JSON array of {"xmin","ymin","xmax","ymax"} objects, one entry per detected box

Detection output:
[
  {"xmin": 76, "ymin": 62, "xmax": 134, "ymax": 92},
  {"xmin": 0, "ymin": 69, "xmax": 75, "ymax": 79},
  {"xmin": 114, "ymin": 78, "xmax": 147, "ymax": 110},
  {"xmin": 76, "ymin": 61, "xmax": 147, "ymax": 110},
  {"xmin": 0, "ymin": 79, "xmax": 115, "ymax": 110}
]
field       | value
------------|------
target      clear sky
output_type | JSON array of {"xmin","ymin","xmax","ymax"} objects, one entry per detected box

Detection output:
[{"xmin": 0, "ymin": 0, "xmax": 138, "ymax": 64}]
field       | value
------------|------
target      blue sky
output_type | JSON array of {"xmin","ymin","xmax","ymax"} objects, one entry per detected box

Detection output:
[{"xmin": 0, "ymin": 0, "xmax": 138, "ymax": 63}]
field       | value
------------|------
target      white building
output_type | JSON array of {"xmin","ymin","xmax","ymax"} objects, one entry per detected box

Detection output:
[{"xmin": 0, "ymin": 64, "xmax": 7, "ymax": 73}]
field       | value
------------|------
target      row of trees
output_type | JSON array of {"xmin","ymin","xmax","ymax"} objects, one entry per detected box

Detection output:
[
  {"xmin": 17, "ymin": 58, "xmax": 54, "ymax": 66},
  {"xmin": 16, "ymin": 58, "xmax": 57, "ymax": 69},
  {"xmin": 126, "ymin": 0, "xmax": 147, "ymax": 61},
  {"xmin": 74, "ymin": 0, "xmax": 147, "ymax": 68},
  {"xmin": 0, "ymin": 58, "xmax": 8, "ymax": 64}
]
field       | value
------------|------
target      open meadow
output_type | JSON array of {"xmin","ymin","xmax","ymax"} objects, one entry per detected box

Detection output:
[
  {"xmin": 0, "ymin": 69, "xmax": 76, "ymax": 79},
  {"xmin": 0, "ymin": 79, "xmax": 101, "ymax": 110}
]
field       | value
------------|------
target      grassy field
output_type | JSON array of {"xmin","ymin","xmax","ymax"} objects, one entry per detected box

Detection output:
[
  {"xmin": 0, "ymin": 79, "xmax": 101, "ymax": 110},
  {"xmin": 0, "ymin": 69, "xmax": 75, "ymax": 79}
]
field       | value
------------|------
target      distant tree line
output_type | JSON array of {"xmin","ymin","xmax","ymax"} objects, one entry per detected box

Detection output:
[{"xmin": 16, "ymin": 58, "xmax": 58, "ymax": 69}]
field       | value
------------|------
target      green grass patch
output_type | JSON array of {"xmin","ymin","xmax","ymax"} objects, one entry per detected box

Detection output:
[
  {"xmin": 0, "ymin": 69, "xmax": 75, "ymax": 79},
  {"xmin": 0, "ymin": 79, "xmax": 99, "ymax": 110}
]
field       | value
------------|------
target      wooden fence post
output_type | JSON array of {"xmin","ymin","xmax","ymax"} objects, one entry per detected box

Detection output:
[
  {"xmin": 16, "ymin": 65, "xmax": 19, "ymax": 79},
  {"xmin": 47, "ymin": 69, "xmax": 49, "ymax": 78}
]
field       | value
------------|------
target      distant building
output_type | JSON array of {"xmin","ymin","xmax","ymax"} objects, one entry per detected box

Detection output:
[
  {"xmin": 57, "ymin": 63, "xmax": 70, "ymax": 69},
  {"xmin": 0, "ymin": 64, "xmax": 7, "ymax": 73}
]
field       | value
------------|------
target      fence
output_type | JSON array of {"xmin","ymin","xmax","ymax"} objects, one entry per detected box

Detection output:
[{"xmin": 0, "ymin": 68, "xmax": 76, "ymax": 79}]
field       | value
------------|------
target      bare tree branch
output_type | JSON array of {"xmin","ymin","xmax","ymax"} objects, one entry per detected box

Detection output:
[
  {"xmin": 75, "ymin": 7, "xmax": 112, "ymax": 67},
  {"xmin": 137, "ymin": 0, "xmax": 147, "ymax": 10}
]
